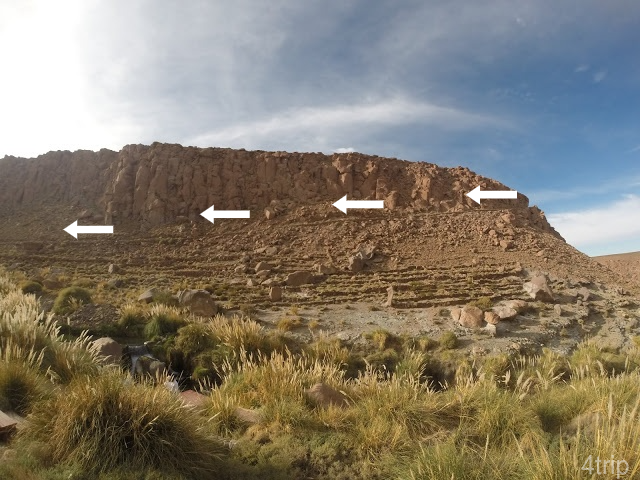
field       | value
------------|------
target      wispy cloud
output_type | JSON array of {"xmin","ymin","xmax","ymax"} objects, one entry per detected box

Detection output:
[
  {"xmin": 188, "ymin": 97, "xmax": 510, "ymax": 152},
  {"xmin": 334, "ymin": 147, "xmax": 355, "ymax": 153},
  {"xmin": 593, "ymin": 70, "xmax": 608, "ymax": 83},
  {"xmin": 575, "ymin": 64, "xmax": 589, "ymax": 73},
  {"xmin": 528, "ymin": 174, "xmax": 640, "ymax": 204},
  {"xmin": 548, "ymin": 195, "xmax": 640, "ymax": 253}
]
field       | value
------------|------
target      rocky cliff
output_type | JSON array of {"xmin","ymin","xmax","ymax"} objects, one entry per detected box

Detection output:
[{"xmin": 0, "ymin": 142, "xmax": 558, "ymax": 236}]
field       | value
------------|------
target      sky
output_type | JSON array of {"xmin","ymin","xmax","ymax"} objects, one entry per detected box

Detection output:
[{"xmin": 0, "ymin": 0, "xmax": 639, "ymax": 256}]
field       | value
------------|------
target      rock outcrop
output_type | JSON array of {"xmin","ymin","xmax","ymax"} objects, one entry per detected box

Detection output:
[{"xmin": 0, "ymin": 143, "xmax": 559, "ymax": 236}]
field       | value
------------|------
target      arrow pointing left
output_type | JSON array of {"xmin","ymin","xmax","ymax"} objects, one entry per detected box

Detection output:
[
  {"xmin": 64, "ymin": 220, "xmax": 114, "ymax": 239},
  {"xmin": 200, "ymin": 205, "xmax": 251, "ymax": 224}
]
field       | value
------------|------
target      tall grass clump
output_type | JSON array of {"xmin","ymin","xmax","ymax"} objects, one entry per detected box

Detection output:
[
  {"xmin": 0, "ymin": 278, "xmax": 100, "ymax": 383},
  {"xmin": 20, "ymin": 370, "xmax": 227, "ymax": 476},
  {"xmin": 144, "ymin": 305, "xmax": 187, "ymax": 339},
  {"xmin": 52, "ymin": 286, "xmax": 92, "ymax": 315},
  {"xmin": 0, "ymin": 346, "xmax": 49, "ymax": 415},
  {"xmin": 19, "ymin": 280, "xmax": 43, "ymax": 295},
  {"xmin": 117, "ymin": 302, "xmax": 147, "ymax": 329}
]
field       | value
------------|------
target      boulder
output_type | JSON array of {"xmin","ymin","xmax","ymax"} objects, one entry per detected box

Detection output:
[
  {"xmin": 450, "ymin": 307, "xmax": 462, "ymax": 322},
  {"xmin": 316, "ymin": 263, "xmax": 337, "ymax": 275},
  {"xmin": 384, "ymin": 285, "xmax": 395, "ymax": 307},
  {"xmin": 554, "ymin": 304, "xmax": 563, "ymax": 316},
  {"xmin": 483, "ymin": 323, "xmax": 497, "ymax": 336},
  {"xmin": 234, "ymin": 407, "xmax": 263, "ymax": 425},
  {"xmin": 108, "ymin": 263, "xmax": 122, "ymax": 274},
  {"xmin": 269, "ymin": 286, "xmax": 282, "ymax": 301},
  {"xmin": 180, "ymin": 390, "xmax": 208, "ymax": 408},
  {"xmin": 255, "ymin": 261, "xmax": 272, "ymax": 273},
  {"xmin": 503, "ymin": 299, "xmax": 528, "ymax": 313},
  {"xmin": 0, "ymin": 410, "xmax": 19, "ymax": 441},
  {"xmin": 256, "ymin": 269, "xmax": 271, "ymax": 279},
  {"xmin": 264, "ymin": 206, "xmax": 276, "ymax": 220},
  {"xmin": 285, "ymin": 271, "xmax": 314, "ymax": 287},
  {"xmin": 178, "ymin": 289, "xmax": 218, "ymax": 316},
  {"xmin": 134, "ymin": 355, "xmax": 166, "ymax": 379},
  {"xmin": 523, "ymin": 274, "xmax": 554, "ymax": 302},
  {"xmin": 492, "ymin": 305, "xmax": 518, "ymax": 321},
  {"xmin": 138, "ymin": 288, "xmax": 156, "ymax": 304},
  {"xmin": 305, "ymin": 382, "xmax": 349, "ymax": 408},
  {"xmin": 458, "ymin": 305, "xmax": 485, "ymax": 328},
  {"xmin": 577, "ymin": 287, "xmax": 591, "ymax": 302},
  {"xmin": 499, "ymin": 240, "xmax": 513, "ymax": 251},
  {"xmin": 347, "ymin": 255, "xmax": 365, "ymax": 273},
  {"xmin": 107, "ymin": 278, "xmax": 125, "ymax": 289},
  {"xmin": 484, "ymin": 311, "xmax": 500, "ymax": 325},
  {"xmin": 92, "ymin": 337, "xmax": 123, "ymax": 365}
]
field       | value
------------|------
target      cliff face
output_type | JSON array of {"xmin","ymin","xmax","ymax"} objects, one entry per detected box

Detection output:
[{"xmin": 0, "ymin": 142, "xmax": 558, "ymax": 235}]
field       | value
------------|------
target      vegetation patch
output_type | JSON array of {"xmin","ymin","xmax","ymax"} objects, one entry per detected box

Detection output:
[{"xmin": 52, "ymin": 286, "xmax": 92, "ymax": 315}]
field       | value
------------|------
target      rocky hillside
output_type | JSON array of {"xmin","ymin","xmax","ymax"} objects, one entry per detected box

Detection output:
[
  {"xmin": 1, "ymin": 143, "xmax": 638, "ymax": 359},
  {"xmin": 0, "ymin": 143, "xmax": 557, "ymax": 234}
]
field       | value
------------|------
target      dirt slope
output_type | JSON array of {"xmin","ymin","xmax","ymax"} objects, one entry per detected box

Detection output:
[{"xmin": 594, "ymin": 251, "xmax": 640, "ymax": 289}]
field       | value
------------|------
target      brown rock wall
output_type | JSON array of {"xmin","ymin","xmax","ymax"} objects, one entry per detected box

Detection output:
[{"xmin": 0, "ymin": 143, "xmax": 559, "ymax": 237}]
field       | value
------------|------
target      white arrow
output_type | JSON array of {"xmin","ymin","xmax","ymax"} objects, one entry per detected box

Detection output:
[
  {"xmin": 63, "ymin": 220, "xmax": 113, "ymax": 239},
  {"xmin": 200, "ymin": 205, "xmax": 251, "ymax": 224},
  {"xmin": 466, "ymin": 186, "xmax": 518, "ymax": 205},
  {"xmin": 332, "ymin": 195, "xmax": 384, "ymax": 214}
]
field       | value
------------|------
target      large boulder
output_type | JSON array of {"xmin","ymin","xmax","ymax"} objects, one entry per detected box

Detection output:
[
  {"xmin": 92, "ymin": 337, "xmax": 123, "ymax": 365},
  {"xmin": 458, "ymin": 305, "xmax": 485, "ymax": 328},
  {"xmin": 269, "ymin": 286, "xmax": 282, "ymax": 301},
  {"xmin": 138, "ymin": 288, "xmax": 157, "ymax": 304},
  {"xmin": 305, "ymin": 382, "xmax": 349, "ymax": 408},
  {"xmin": 347, "ymin": 255, "xmax": 365, "ymax": 273},
  {"xmin": 492, "ymin": 305, "xmax": 518, "ymax": 321},
  {"xmin": 523, "ymin": 274, "xmax": 554, "ymax": 302},
  {"xmin": 177, "ymin": 289, "xmax": 218, "ymax": 316},
  {"xmin": 254, "ymin": 261, "xmax": 272, "ymax": 273},
  {"xmin": 484, "ymin": 311, "xmax": 500, "ymax": 325},
  {"xmin": 285, "ymin": 271, "xmax": 314, "ymax": 287}
]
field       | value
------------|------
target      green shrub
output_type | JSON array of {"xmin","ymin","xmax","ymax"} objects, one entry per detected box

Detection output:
[
  {"xmin": 468, "ymin": 296, "xmax": 493, "ymax": 311},
  {"xmin": 365, "ymin": 349, "xmax": 400, "ymax": 373},
  {"xmin": 0, "ymin": 360, "xmax": 48, "ymax": 415},
  {"xmin": 144, "ymin": 305, "xmax": 187, "ymax": 339},
  {"xmin": 117, "ymin": 302, "xmax": 147, "ymax": 329},
  {"xmin": 152, "ymin": 290, "xmax": 179, "ymax": 306},
  {"xmin": 52, "ymin": 287, "xmax": 92, "ymax": 315},
  {"xmin": 439, "ymin": 331, "xmax": 458, "ymax": 350},
  {"xmin": 19, "ymin": 280, "xmax": 43, "ymax": 295},
  {"xmin": 20, "ymin": 371, "xmax": 226, "ymax": 476},
  {"xmin": 366, "ymin": 329, "xmax": 402, "ymax": 351},
  {"xmin": 71, "ymin": 277, "xmax": 94, "ymax": 288},
  {"xmin": 277, "ymin": 316, "xmax": 302, "ymax": 332}
]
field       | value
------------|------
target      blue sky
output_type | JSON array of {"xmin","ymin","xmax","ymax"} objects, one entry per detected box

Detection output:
[{"xmin": 1, "ymin": 0, "xmax": 639, "ymax": 255}]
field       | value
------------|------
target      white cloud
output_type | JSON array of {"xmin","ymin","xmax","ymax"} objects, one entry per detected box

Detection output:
[
  {"xmin": 593, "ymin": 70, "xmax": 607, "ymax": 83},
  {"xmin": 575, "ymin": 64, "xmax": 590, "ymax": 73},
  {"xmin": 548, "ymin": 195, "xmax": 640, "ymax": 254},
  {"xmin": 529, "ymin": 174, "xmax": 640, "ymax": 204},
  {"xmin": 334, "ymin": 147, "xmax": 355, "ymax": 153},
  {"xmin": 188, "ymin": 97, "xmax": 510, "ymax": 152}
]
